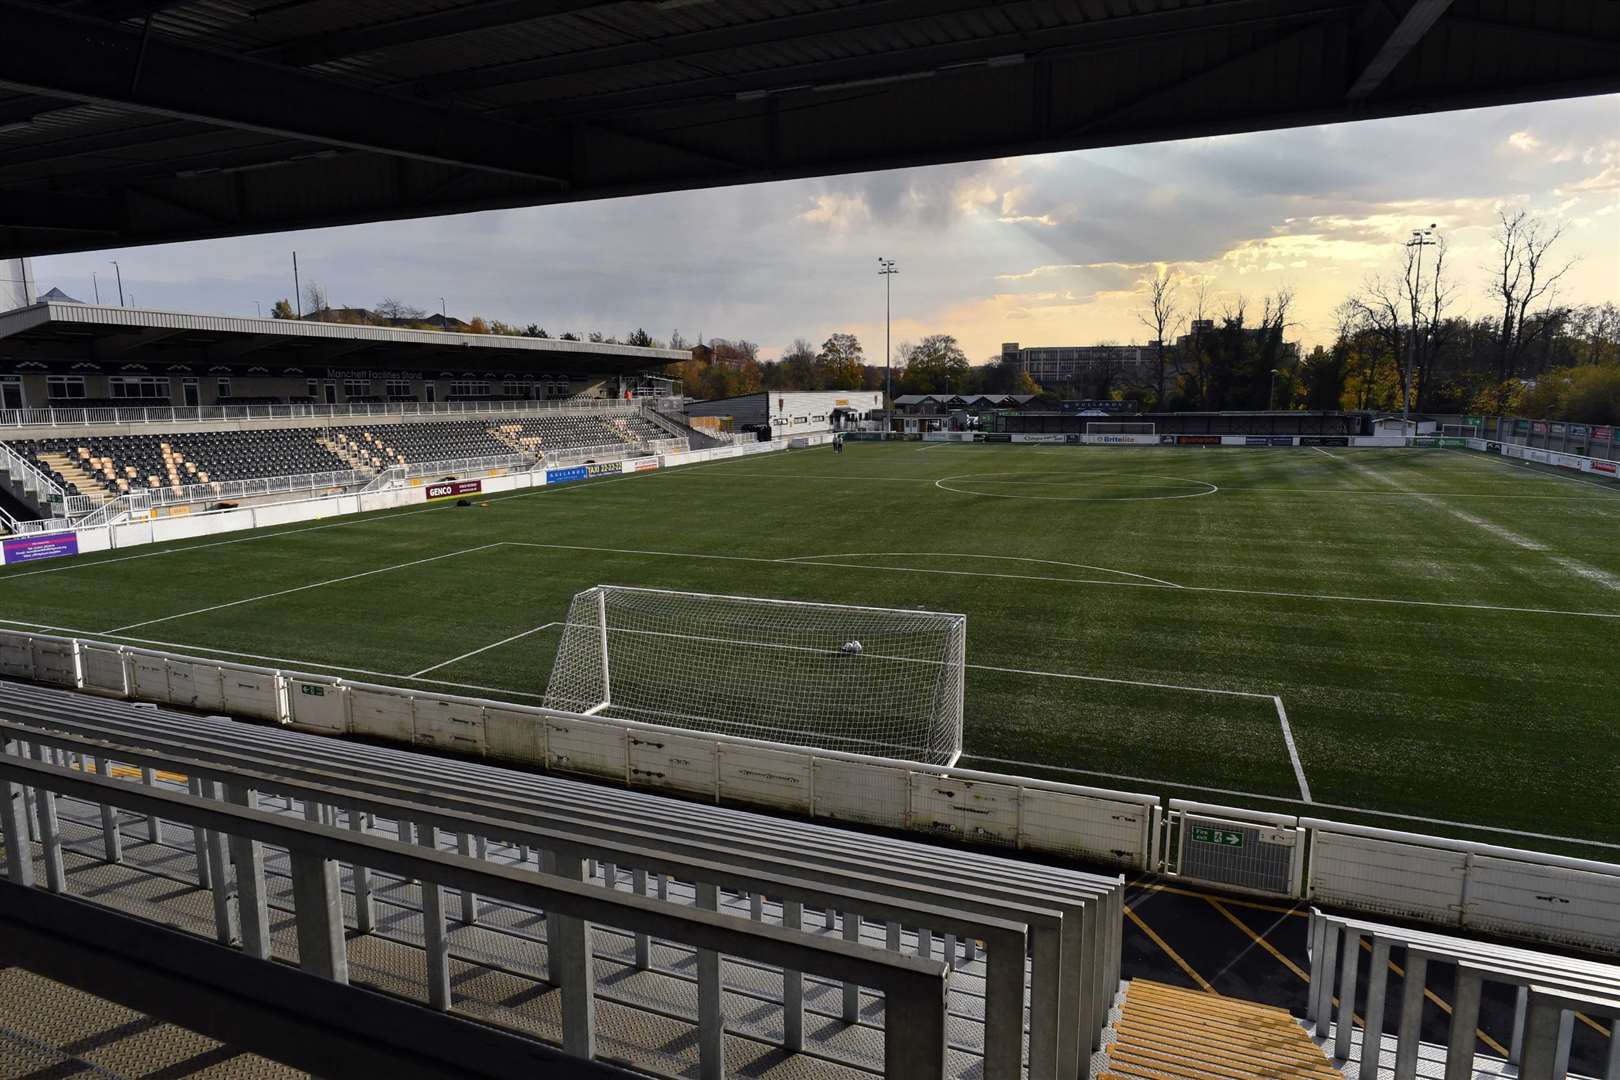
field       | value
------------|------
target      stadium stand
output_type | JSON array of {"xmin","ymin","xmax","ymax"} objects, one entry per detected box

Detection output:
[
  {"xmin": 14, "ymin": 431, "xmax": 353, "ymax": 499},
  {"xmin": 8, "ymin": 413, "xmax": 666, "ymax": 501}
]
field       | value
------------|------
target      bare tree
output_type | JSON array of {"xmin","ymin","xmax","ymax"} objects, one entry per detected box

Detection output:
[
  {"xmin": 1489, "ymin": 209, "xmax": 1573, "ymax": 380},
  {"xmin": 375, "ymin": 296, "xmax": 426, "ymax": 323},
  {"xmin": 1180, "ymin": 278, "xmax": 1214, "ymax": 409},
  {"xmin": 302, "ymin": 280, "xmax": 330, "ymax": 321},
  {"xmin": 1136, "ymin": 267, "xmax": 1182, "ymax": 407}
]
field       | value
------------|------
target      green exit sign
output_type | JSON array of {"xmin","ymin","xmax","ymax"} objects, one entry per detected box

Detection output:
[
  {"xmin": 1191, "ymin": 826, "xmax": 1244, "ymax": 848},
  {"xmin": 300, "ymin": 684, "xmax": 326, "ymax": 697}
]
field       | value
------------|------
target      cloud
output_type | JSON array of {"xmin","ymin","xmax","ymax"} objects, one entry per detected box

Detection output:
[{"xmin": 30, "ymin": 95, "xmax": 1620, "ymax": 367}]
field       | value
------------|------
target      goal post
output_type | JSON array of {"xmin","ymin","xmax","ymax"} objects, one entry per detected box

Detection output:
[
  {"xmin": 1085, "ymin": 421, "xmax": 1156, "ymax": 435},
  {"xmin": 543, "ymin": 585, "xmax": 966, "ymax": 765}
]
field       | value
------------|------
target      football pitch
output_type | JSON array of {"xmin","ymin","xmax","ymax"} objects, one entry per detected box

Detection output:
[{"xmin": 3, "ymin": 441, "xmax": 1618, "ymax": 854}]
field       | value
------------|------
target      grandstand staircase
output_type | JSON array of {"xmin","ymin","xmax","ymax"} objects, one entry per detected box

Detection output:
[
  {"xmin": 484, "ymin": 423, "xmax": 535, "ymax": 456},
  {"xmin": 32, "ymin": 451, "xmax": 114, "ymax": 507},
  {"xmin": 315, "ymin": 434, "xmax": 375, "ymax": 474},
  {"xmin": 1101, "ymin": 980, "xmax": 1340, "ymax": 1080}
]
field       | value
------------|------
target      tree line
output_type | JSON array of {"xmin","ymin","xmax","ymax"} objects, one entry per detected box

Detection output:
[
  {"xmin": 270, "ymin": 287, "xmax": 675, "ymax": 349},
  {"xmin": 1136, "ymin": 210, "xmax": 1618, "ymax": 422}
]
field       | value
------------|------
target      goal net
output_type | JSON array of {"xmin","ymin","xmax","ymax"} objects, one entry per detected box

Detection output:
[
  {"xmin": 543, "ymin": 585, "xmax": 966, "ymax": 765},
  {"xmin": 1085, "ymin": 421, "xmax": 1156, "ymax": 435}
]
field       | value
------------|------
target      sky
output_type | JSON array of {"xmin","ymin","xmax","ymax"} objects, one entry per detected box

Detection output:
[{"xmin": 35, "ymin": 93, "xmax": 1620, "ymax": 366}]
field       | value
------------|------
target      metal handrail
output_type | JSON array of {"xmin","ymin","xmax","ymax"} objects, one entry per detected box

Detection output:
[
  {"xmin": 0, "ymin": 439, "xmax": 66, "ymax": 506},
  {"xmin": 0, "ymin": 746, "xmax": 951, "ymax": 1079},
  {"xmin": 0, "ymin": 397, "xmax": 641, "ymax": 430},
  {"xmin": 7, "ymin": 717, "xmax": 1018, "ymax": 1077},
  {"xmin": 1307, "ymin": 909, "xmax": 1620, "ymax": 1080}
]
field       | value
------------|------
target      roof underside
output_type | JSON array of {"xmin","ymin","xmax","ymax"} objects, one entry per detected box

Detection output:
[
  {"xmin": 0, "ymin": 302, "xmax": 685, "ymax": 372},
  {"xmin": 0, "ymin": 0, "xmax": 1615, "ymax": 258}
]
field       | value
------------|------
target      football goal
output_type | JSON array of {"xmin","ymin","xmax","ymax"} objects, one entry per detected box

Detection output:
[
  {"xmin": 1085, "ymin": 421, "xmax": 1156, "ymax": 435},
  {"xmin": 543, "ymin": 585, "xmax": 966, "ymax": 765}
]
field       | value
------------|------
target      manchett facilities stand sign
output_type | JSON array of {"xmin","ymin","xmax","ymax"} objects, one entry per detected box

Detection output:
[{"xmin": 2, "ymin": 532, "xmax": 78, "ymax": 564}]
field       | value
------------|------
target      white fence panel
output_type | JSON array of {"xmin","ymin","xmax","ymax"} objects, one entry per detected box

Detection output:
[
  {"xmin": 80, "ymin": 645, "xmax": 128, "ymax": 695},
  {"xmin": 31, "ymin": 639, "xmax": 77, "ymax": 687},
  {"xmin": 812, "ymin": 758, "xmax": 909, "ymax": 829},
  {"xmin": 167, "ymin": 660, "xmax": 225, "ymax": 711},
  {"xmin": 909, "ymin": 774, "xmax": 1020, "ymax": 847},
  {"xmin": 1308, "ymin": 831, "xmax": 1466, "ymax": 922},
  {"xmin": 484, "ymin": 706, "xmax": 546, "ymax": 764},
  {"xmin": 0, "ymin": 632, "xmax": 35, "ymax": 679},
  {"xmin": 546, "ymin": 716, "xmax": 627, "ymax": 779},
  {"xmin": 717, "ymin": 744, "xmax": 812, "ymax": 813},
  {"xmin": 349, "ymin": 687, "xmax": 416, "ymax": 742},
  {"xmin": 414, "ymin": 697, "xmax": 485, "ymax": 755},
  {"xmin": 287, "ymin": 679, "xmax": 348, "ymax": 733},
  {"xmin": 1464, "ymin": 855, "xmax": 1620, "ymax": 953},
  {"xmin": 627, "ymin": 730, "xmax": 718, "ymax": 797},
  {"xmin": 220, "ymin": 666, "xmax": 282, "ymax": 721},
  {"xmin": 1021, "ymin": 789, "xmax": 1150, "ymax": 867},
  {"xmin": 130, "ymin": 653, "xmax": 171, "ymax": 703}
]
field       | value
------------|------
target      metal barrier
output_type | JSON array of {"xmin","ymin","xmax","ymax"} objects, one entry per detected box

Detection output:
[
  {"xmin": 0, "ymin": 672, "xmax": 1124, "ymax": 1080},
  {"xmin": 0, "ymin": 739, "xmax": 953, "ymax": 1080},
  {"xmin": 397, "ymin": 452, "xmax": 531, "ymax": 478},
  {"xmin": 546, "ymin": 443, "xmax": 660, "ymax": 469},
  {"xmin": 0, "ymin": 398, "xmax": 642, "ymax": 430},
  {"xmin": 1307, "ymin": 909, "xmax": 1620, "ymax": 1080},
  {"xmin": 0, "ymin": 439, "xmax": 66, "ymax": 510}
]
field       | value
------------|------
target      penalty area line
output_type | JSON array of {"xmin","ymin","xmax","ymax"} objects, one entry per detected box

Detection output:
[
  {"xmin": 408, "ymin": 622, "xmax": 560, "ymax": 678},
  {"xmin": 1275, "ymin": 696, "xmax": 1311, "ymax": 802}
]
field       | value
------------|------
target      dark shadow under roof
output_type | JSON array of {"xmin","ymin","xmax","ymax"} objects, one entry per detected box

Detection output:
[{"xmin": 0, "ymin": 0, "xmax": 1615, "ymax": 257}]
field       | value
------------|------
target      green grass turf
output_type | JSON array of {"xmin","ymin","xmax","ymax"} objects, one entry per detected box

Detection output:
[{"xmin": 4, "ymin": 442, "xmax": 1619, "ymax": 852}]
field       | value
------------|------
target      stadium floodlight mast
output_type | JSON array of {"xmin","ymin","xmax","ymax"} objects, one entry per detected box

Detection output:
[
  {"xmin": 1269, "ymin": 368, "xmax": 1280, "ymax": 410},
  {"xmin": 109, "ymin": 260, "xmax": 124, "ymax": 307},
  {"xmin": 878, "ymin": 257, "xmax": 898, "ymax": 435},
  {"xmin": 1404, "ymin": 224, "xmax": 1439, "ymax": 441}
]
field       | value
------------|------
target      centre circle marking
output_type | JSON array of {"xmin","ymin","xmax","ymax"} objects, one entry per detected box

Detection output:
[{"xmin": 932, "ymin": 472, "xmax": 1219, "ymax": 502}]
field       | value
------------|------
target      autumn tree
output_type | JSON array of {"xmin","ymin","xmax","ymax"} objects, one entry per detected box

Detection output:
[
  {"xmin": 900, "ymin": 334, "xmax": 970, "ymax": 395},
  {"xmin": 270, "ymin": 298, "xmax": 295, "ymax": 319},
  {"xmin": 816, "ymin": 333, "xmax": 866, "ymax": 390}
]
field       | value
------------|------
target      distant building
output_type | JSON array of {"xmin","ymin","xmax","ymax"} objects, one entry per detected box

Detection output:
[
  {"xmin": 685, "ymin": 390, "xmax": 881, "ymax": 437},
  {"xmin": 892, "ymin": 393, "xmax": 1037, "ymax": 416},
  {"xmin": 1001, "ymin": 341, "xmax": 1160, "ymax": 385}
]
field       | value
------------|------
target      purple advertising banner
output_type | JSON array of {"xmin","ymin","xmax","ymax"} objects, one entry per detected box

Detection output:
[{"xmin": 2, "ymin": 532, "xmax": 78, "ymax": 564}]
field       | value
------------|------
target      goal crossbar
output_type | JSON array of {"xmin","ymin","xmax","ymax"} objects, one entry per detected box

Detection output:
[{"xmin": 543, "ymin": 584, "xmax": 966, "ymax": 766}]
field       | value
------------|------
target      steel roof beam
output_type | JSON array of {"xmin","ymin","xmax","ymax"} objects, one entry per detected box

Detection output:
[
  {"xmin": 0, "ymin": 2, "xmax": 570, "ymax": 185},
  {"xmin": 263, "ymin": 0, "xmax": 627, "ymax": 67},
  {"xmin": 492, "ymin": 0, "xmax": 1359, "ymax": 121},
  {"xmin": 1346, "ymin": 0, "xmax": 1454, "ymax": 101}
]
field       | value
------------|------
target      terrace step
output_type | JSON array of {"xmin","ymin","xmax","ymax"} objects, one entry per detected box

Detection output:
[
  {"xmin": 35, "ymin": 451, "xmax": 113, "ymax": 504},
  {"xmin": 1103, "ymin": 980, "xmax": 1338, "ymax": 1079}
]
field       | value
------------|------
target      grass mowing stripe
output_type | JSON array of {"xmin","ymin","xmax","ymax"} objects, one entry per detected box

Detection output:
[{"xmin": 102, "ymin": 542, "xmax": 507, "ymax": 634}]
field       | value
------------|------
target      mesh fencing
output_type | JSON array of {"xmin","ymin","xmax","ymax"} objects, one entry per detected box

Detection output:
[{"xmin": 543, "ymin": 586, "xmax": 965, "ymax": 765}]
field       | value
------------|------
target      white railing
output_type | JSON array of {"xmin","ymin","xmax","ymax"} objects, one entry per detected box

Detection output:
[
  {"xmin": 62, "ymin": 468, "xmax": 376, "ymax": 526},
  {"xmin": 544, "ymin": 442, "xmax": 656, "ymax": 469},
  {"xmin": 397, "ymin": 452, "xmax": 532, "ymax": 479},
  {"xmin": 0, "ymin": 397, "xmax": 640, "ymax": 430},
  {"xmin": 0, "ymin": 440, "xmax": 66, "ymax": 508},
  {"xmin": 0, "ymin": 738, "xmax": 953, "ymax": 1080},
  {"xmin": 1308, "ymin": 910, "xmax": 1620, "ymax": 1080},
  {"xmin": 0, "ymin": 512, "xmax": 73, "ymax": 537}
]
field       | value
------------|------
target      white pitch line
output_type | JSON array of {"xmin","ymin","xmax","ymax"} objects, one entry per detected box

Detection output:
[
  {"xmin": 964, "ymin": 660, "xmax": 1273, "ymax": 699},
  {"xmin": 408, "ymin": 622, "xmax": 559, "ymax": 678},
  {"xmin": 777, "ymin": 550, "xmax": 1183, "ymax": 588},
  {"xmin": 1274, "ymin": 696, "xmax": 1311, "ymax": 802},
  {"xmin": 103, "ymin": 542, "xmax": 506, "ymax": 634}
]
